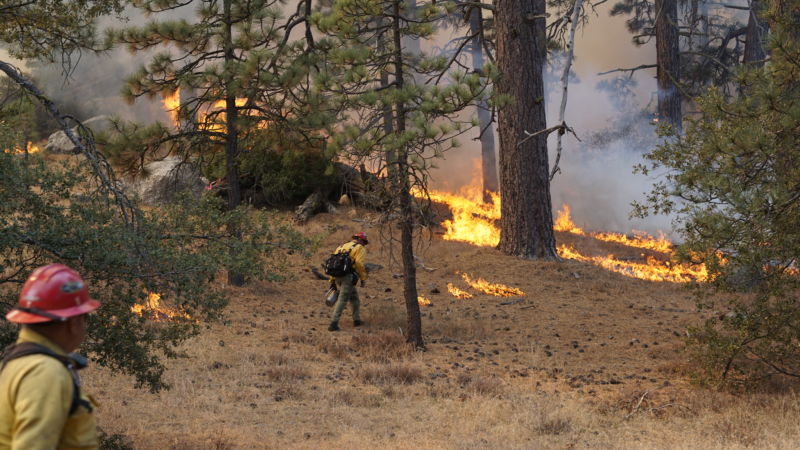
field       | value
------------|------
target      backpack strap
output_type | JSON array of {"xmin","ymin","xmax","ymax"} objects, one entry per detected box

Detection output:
[{"xmin": 1, "ymin": 342, "xmax": 93, "ymax": 415}]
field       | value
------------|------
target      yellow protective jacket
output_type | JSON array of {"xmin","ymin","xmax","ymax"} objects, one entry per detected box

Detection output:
[
  {"xmin": 333, "ymin": 240, "xmax": 368, "ymax": 281},
  {"xmin": 0, "ymin": 327, "xmax": 98, "ymax": 450}
]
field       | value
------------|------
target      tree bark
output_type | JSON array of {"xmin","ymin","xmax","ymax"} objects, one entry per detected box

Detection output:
[
  {"xmin": 223, "ymin": 0, "xmax": 245, "ymax": 286},
  {"xmin": 655, "ymin": 0, "xmax": 682, "ymax": 130},
  {"xmin": 468, "ymin": 6, "xmax": 498, "ymax": 202},
  {"xmin": 392, "ymin": 0, "xmax": 423, "ymax": 348},
  {"xmin": 743, "ymin": 0, "xmax": 768, "ymax": 65},
  {"xmin": 495, "ymin": 0, "xmax": 558, "ymax": 260}
]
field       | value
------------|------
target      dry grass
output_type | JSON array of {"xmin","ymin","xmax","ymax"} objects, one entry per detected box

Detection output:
[
  {"xmin": 357, "ymin": 362, "xmax": 424, "ymax": 385},
  {"xmin": 79, "ymin": 210, "xmax": 800, "ymax": 449},
  {"xmin": 351, "ymin": 330, "xmax": 413, "ymax": 363}
]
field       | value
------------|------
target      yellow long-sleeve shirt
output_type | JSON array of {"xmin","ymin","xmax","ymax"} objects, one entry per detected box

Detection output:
[
  {"xmin": 334, "ymin": 241, "xmax": 368, "ymax": 281},
  {"xmin": 0, "ymin": 327, "xmax": 98, "ymax": 450}
]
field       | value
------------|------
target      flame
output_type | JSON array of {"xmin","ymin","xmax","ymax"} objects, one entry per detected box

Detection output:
[
  {"xmin": 416, "ymin": 174, "xmax": 709, "ymax": 282},
  {"xmin": 417, "ymin": 296, "xmax": 432, "ymax": 306},
  {"xmin": 163, "ymin": 89, "xmax": 181, "ymax": 128},
  {"xmin": 446, "ymin": 283, "xmax": 473, "ymax": 299},
  {"xmin": 461, "ymin": 273, "xmax": 525, "ymax": 297},
  {"xmin": 3, "ymin": 141, "xmax": 41, "ymax": 154},
  {"xmin": 163, "ymin": 91, "xmax": 269, "ymax": 132},
  {"xmin": 554, "ymin": 205, "xmax": 673, "ymax": 253},
  {"xmin": 557, "ymin": 245, "xmax": 708, "ymax": 282},
  {"xmin": 554, "ymin": 204, "xmax": 585, "ymax": 235},
  {"xmin": 418, "ymin": 183, "xmax": 501, "ymax": 247},
  {"xmin": 131, "ymin": 292, "xmax": 194, "ymax": 322}
]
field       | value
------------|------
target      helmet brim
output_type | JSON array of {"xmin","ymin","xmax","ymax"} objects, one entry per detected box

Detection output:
[{"xmin": 5, "ymin": 298, "xmax": 101, "ymax": 324}]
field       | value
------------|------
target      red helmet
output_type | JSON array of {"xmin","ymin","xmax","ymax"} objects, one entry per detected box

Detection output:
[
  {"xmin": 6, "ymin": 264, "xmax": 100, "ymax": 324},
  {"xmin": 352, "ymin": 232, "xmax": 368, "ymax": 244}
]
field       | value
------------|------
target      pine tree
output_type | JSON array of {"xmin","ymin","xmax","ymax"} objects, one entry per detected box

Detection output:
[
  {"xmin": 314, "ymin": 0, "xmax": 493, "ymax": 347},
  {"xmin": 495, "ymin": 0, "xmax": 558, "ymax": 260},
  {"xmin": 633, "ymin": 0, "xmax": 800, "ymax": 386},
  {"xmin": 111, "ymin": 0, "xmax": 328, "ymax": 285}
]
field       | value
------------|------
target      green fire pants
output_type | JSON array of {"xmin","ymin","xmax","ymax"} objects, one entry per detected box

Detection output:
[{"xmin": 331, "ymin": 274, "xmax": 360, "ymax": 323}]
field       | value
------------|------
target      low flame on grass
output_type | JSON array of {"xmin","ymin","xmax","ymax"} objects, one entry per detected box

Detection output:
[
  {"xmin": 555, "ymin": 204, "xmax": 673, "ymax": 253},
  {"xmin": 3, "ymin": 142, "xmax": 41, "ymax": 154},
  {"xmin": 554, "ymin": 204, "xmax": 585, "ymax": 235},
  {"xmin": 131, "ymin": 292, "xmax": 194, "ymax": 322},
  {"xmin": 446, "ymin": 283, "xmax": 473, "ymax": 299},
  {"xmin": 461, "ymin": 273, "xmax": 525, "ymax": 297},
  {"xmin": 417, "ymin": 296, "xmax": 432, "ymax": 306},
  {"xmin": 418, "ymin": 172, "xmax": 707, "ymax": 283},
  {"xmin": 557, "ymin": 245, "xmax": 708, "ymax": 283}
]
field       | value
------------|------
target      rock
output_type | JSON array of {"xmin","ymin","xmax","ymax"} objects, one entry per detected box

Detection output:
[
  {"xmin": 122, "ymin": 156, "xmax": 207, "ymax": 206},
  {"xmin": 44, "ymin": 115, "xmax": 113, "ymax": 154}
]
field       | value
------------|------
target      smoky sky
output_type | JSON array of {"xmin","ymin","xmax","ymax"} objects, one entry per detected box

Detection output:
[{"xmin": 27, "ymin": 1, "xmax": 676, "ymax": 235}]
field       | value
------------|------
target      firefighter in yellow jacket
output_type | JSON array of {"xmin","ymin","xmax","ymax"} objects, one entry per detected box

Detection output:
[
  {"xmin": 329, "ymin": 232, "xmax": 369, "ymax": 331},
  {"xmin": 0, "ymin": 264, "xmax": 100, "ymax": 449}
]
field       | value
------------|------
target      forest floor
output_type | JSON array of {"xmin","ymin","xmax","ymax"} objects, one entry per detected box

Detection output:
[{"xmin": 84, "ymin": 206, "xmax": 800, "ymax": 449}]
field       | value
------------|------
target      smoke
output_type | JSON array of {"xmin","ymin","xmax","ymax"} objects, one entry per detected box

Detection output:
[
  {"xmin": 431, "ymin": 4, "xmax": 679, "ymax": 237},
  {"xmin": 29, "ymin": 5, "xmax": 192, "ymax": 124}
]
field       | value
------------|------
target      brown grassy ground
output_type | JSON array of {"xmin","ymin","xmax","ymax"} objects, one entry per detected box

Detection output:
[{"xmin": 83, "ymin": 207, "xmax": 800, "ymax": 449}]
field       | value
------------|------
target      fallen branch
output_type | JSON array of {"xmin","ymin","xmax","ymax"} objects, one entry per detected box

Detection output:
[
  {"xmin": 499, "ymin": 298, "xmax": 525, "ymax": 306},
  {"xmin": 550, "ymin": 0, "xmax": 584, "ymax": 181},
  {"xmin": 0, "ymin": 60, "xmax": 137, "ymax": 228},
  {"xmin": 414, "ymin": 256, "xmax": 437, "ymax": 272}
]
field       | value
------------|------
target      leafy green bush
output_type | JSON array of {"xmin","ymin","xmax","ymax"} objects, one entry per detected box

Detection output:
[{"xmin": 0, "ymin": 148, "xmax": 308, "ymax": 391}]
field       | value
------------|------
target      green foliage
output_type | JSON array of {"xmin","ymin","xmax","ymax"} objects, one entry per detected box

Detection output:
[
  {"xmin": 108, "ymin": 0, "xmax": 335, "ymax": 206},
  {"xmin": 0, "ymin": 149, "xmax": 307, "ymax": 391},
  {"xmin": 633, "ymin": 2, "xmax": 800, "ymax": 387},
  {"xmin": 0, "ymin": 0, "xmax": 123, "ymax": 63}
]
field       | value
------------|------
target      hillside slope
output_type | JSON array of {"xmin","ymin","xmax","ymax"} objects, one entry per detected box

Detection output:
[{"xmin": 84, "ymin": 208, "xmax": 800, "ymax": 449}]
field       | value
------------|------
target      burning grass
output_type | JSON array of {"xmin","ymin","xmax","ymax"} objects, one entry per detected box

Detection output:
[
  {"xmin": 460, "ymin": 273, "xmax": 524, "ymax": 297},
  {"xmin": 446, "ymin": 282, "xmax": 473, "ymax": 299},
  {"xmin": 3, "ymin": 141, "xmax": 41, "ymax": 155},
  {"xmin": 130, "ymin": 292, "xmax": 195, "ymax": 322}
]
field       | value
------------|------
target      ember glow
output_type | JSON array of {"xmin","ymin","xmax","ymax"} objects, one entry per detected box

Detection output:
[
  {"xmin": 446, "ymin": 283, "xmax": 473, "ymax": 299},
  {"xmin": 131, "ymin": 292, "xmax": 194, "ymax": 322},
  {"xmin": 461, "ymin": 273, "xmax": 525, "ymax": 297}
]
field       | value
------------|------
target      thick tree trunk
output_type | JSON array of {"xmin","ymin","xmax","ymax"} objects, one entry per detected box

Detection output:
[
  {"xmin": 495, "ymin": 0, "xmax": 558, "ymax": 260},
  {"xmin": 655, "ymin": 0, "xmax": 682, "ymax": 130},
  {"xmin": 224, "ymin": 0, "xmax": 245, "ymax": 286},
  {"xmin": 468, "ymin": 7, "xmax": 498, "ymax": 203},
  {"xmin": 392, "ymin": 0, "xmax": 423, "ymax": 348},
  {"xmin": 744, "ymin": 0, "xmax": 768, "ymax": 65}
]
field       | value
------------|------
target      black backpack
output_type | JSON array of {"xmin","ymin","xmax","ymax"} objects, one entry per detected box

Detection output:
[
  {"xmin": 1, "ymin": 342, "xmax": 93, "ymax": 415},
  {"xmin": 324, "ymin": 243, "xmax": 357, "ymax": 277}
]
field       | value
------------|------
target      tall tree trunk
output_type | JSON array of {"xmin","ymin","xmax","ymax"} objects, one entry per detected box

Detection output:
[
  {"xmin": 392, "ymin": 0, "xmax": 423, "ymax": 348},
  {"xmin": 223, "ymin": 0, "xmax": 244, "ymax": 286},
  {"xmin": 744, "ymin": 0, "xmax": 768, "ymax": 65},
  {"xmin": 495, "ymin": 0, "xmax": 558, "ymax": 260},
  {"xmin": 468, "ymin": 6, "xmax": 498, "ymax": 203},
  {"xmin": 655, "ymin": 0, "xmax": 682, "ymax": 130}
]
